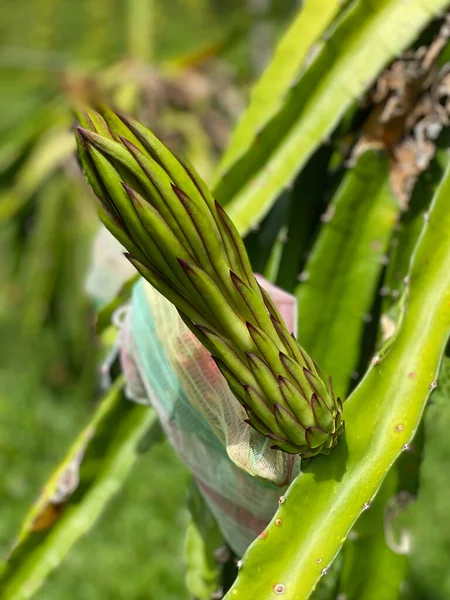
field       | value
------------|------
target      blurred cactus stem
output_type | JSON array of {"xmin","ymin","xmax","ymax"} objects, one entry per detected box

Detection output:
[{"xmin": 76, "ymin": 106, "xmax": 344, "ymax": 457}]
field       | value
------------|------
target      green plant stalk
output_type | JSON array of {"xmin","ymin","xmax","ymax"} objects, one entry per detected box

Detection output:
[
  {"xmin": 213, "ymin": 0, "xmax": 448, "ymax": 235},
  {"xmin": 224, "ymin": 162, "xmax": 450, "ymax": 599}
]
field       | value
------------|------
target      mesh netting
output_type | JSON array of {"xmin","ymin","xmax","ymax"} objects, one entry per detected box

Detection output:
[{"xmin": 120, "ymin": 278, "xmax": 301, "ymax": 555}]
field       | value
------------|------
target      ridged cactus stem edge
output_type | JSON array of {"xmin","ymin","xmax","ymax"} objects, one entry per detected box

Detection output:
[{"xmin": 224, "ymin": 163, "xmax": 450, "ymax": 599}]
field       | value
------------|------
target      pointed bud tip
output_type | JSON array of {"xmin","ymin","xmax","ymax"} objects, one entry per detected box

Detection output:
[
  {"xmin": 118, "ymin": 135, "xmax": 139, "ymax": 154},
  {"xmin": 328, "ymin": 376, "xmax": 336, "ymax": 401},
  {"xmin": 229, "ymin": 270, "xmax": 240, "ymax": 284},
  {"xmin": 120, "ymin": 181, "xmax": 134, "ymax": 195},
  {"xmin": 273, "ymin": 403, "xmax": 296, "ymax": 420},
  {"xmin": 246, "ymin": 321, "xmax": 258, "ymax": 334},
  {"xmin": 171, "ymin": 183, "xmax": 188, "ymax": 200},
  {"xmin": 194, "ymin": 323, "xmax": 216, "ymax": 337},
  {"xmin": 76, "ymin": 126, "xmax": 92, "ymax": 143},
  {"xmin": 125, "ymin": 252, "xmax": 146, "ymax": 269},
  {"xmin": 245, "ymin": 351, "xmax": 260, "ymax": 365},
  {"xmin": 124, "ymin": 252, "xmax": 137, "ymax": 265},
  {"xmin": 210, "ymin": 355, "xmax": 224, "ymax": 367},
  {"xmin": 177, "ymin": 257, "xmax": 193, "ymax": 272},
  {"xmin": 279, "ymin": 351, "xmax": 289, "ymax": 364},
  {"xmin": 277, "ymin": 374, "xmax": 288, "ymax": 385},
  {"xmin": 244, "ymin": 383, "xmax": 263, "ymax": 397},
  {"xmin": 214, "ymin": 200, "xmax": 229, "ymax": 223},
  {"xmin": 121, "ymin": 183, "xmax": 145, "ymax": 207},
  {"xmin": 76, "ymin": 125, "xmax": 97, "ymax": 140}
]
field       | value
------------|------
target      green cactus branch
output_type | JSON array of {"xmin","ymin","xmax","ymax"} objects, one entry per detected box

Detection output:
[
  {"xmin": 338, "ymin": 468, "xmax": 408, "ymax": 600},
  {"xmin": 334, "ymin": 152, "xmax": 449, "ymax": 600},
  {"xmin": 408, "ymin": 357, "xmax": 450, "ymax": 596},
  {"xmin": 213, "ymin": 0, "xmax": 448, "ymax": 235},
  {"xmin": 338, "ymin": 417, "xmax": 423, "ymax": 600},
  {"xmin": 215, "ymin": 0, "xmax": 343, "ymax": 180},
  {"xmin": 273, "ymin": 146, "xmax": 333, "ymax": 294},
  {"xmin": 296, "ymin": 151, "xmax": 399, "ymax": 400},
  {"xmin": 224, "ymin": 161, "xmax": 450, "ymax": 599},
  {"xmin": 382, "ymin": 139, "xmax": 450, "ymax": 319}
]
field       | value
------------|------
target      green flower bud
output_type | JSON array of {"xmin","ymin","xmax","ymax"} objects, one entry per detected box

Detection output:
[{"xmin": 76, "ymin": 107, "xmax": 344, "ymax": 457}]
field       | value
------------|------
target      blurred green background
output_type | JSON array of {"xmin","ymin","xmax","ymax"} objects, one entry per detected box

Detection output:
[
  {"xmin": 0, "ymin": 1, "xmax": 298, "ymax": 598},
  {"xmin": 2, "ymin": 1, "xmax": 450, "ymax": 599}
]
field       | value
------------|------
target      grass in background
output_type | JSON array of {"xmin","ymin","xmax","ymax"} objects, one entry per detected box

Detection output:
[
  {"xmin": 36, "ymin": 443, "xmax": 190, "ymax": 600},
  {"xmin": 0, "ymin": 329, "xmax": 191, "ymax": 599}
]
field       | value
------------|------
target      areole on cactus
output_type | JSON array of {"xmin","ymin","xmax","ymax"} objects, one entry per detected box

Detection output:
[{"xmin": 76, "ymin": 106, "xmax": 344, "ymax": 457}]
